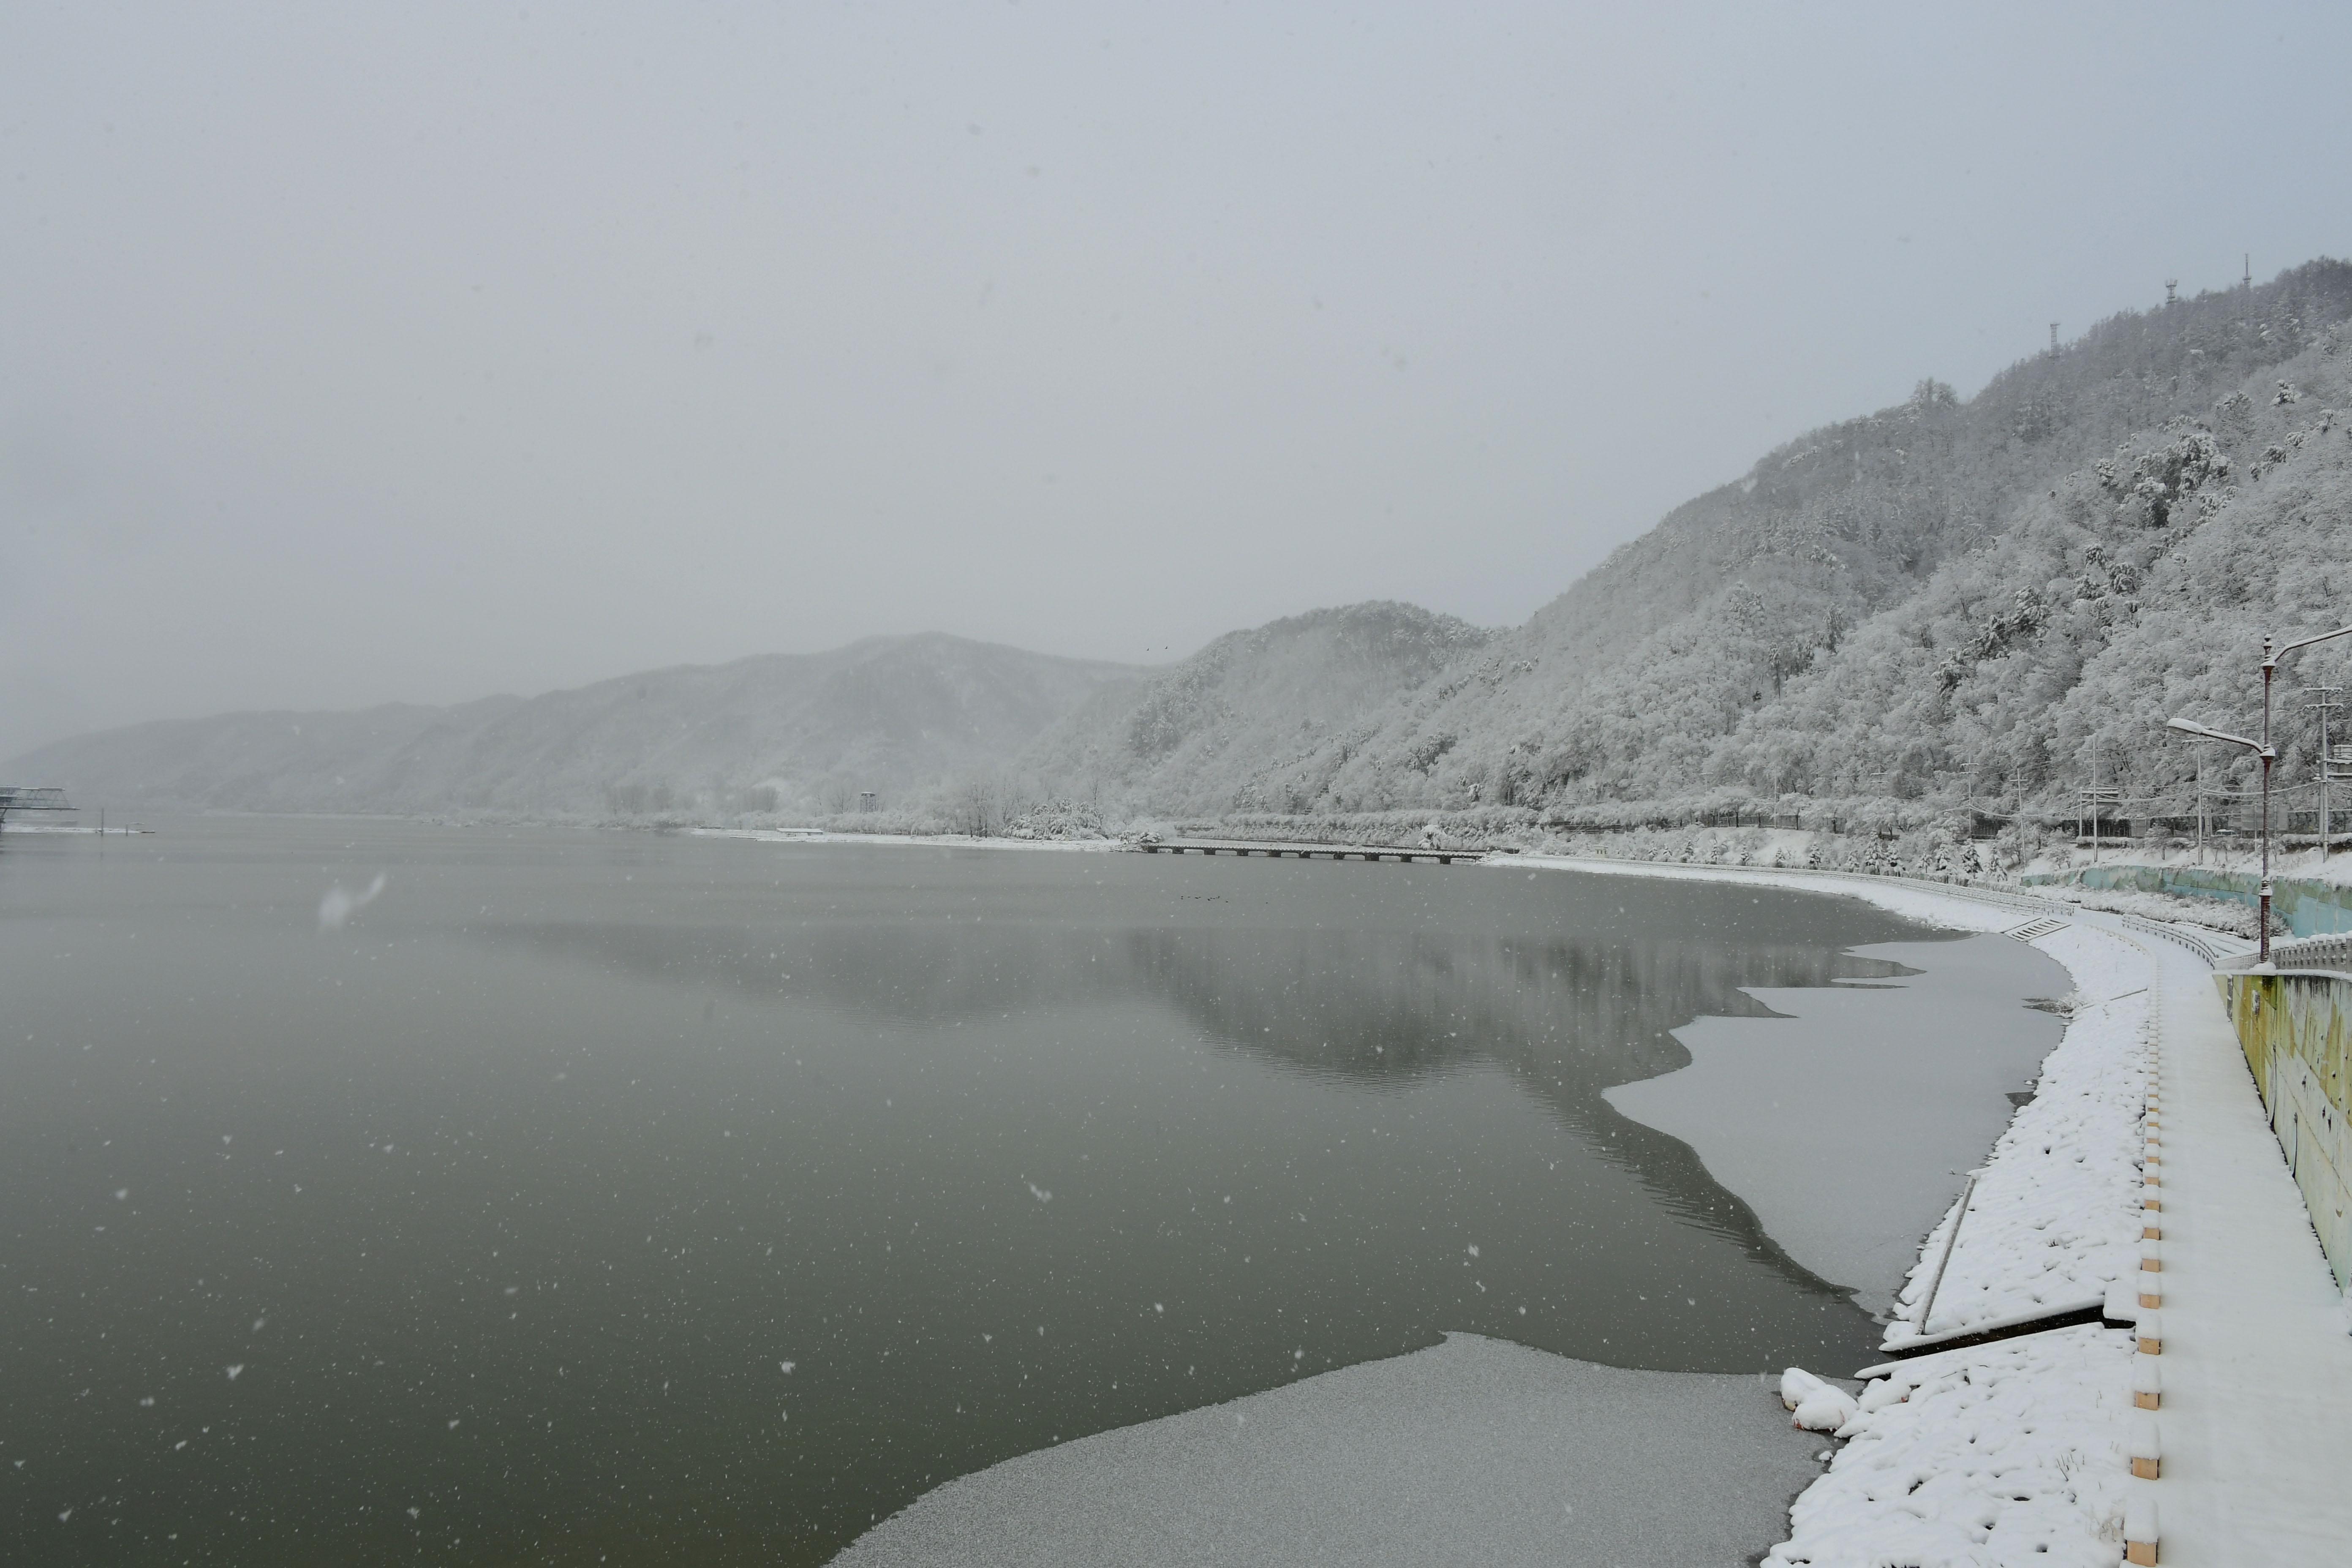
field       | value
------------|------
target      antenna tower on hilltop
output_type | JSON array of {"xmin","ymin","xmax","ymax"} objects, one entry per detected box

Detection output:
[
  {"xmin": 2049, "ymin": 322, "xmax": 2061, "ymax": 356},
  {"xmin": 2165, "ymin": 279, "xmax": 2178, "ymax": 306},
  {"xmin": 2244, "ymin": 253, "xmax": 2253, "ymax": 291}
]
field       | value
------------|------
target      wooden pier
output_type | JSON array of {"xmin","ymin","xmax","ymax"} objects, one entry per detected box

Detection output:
[{"xmin": 1135, "ymin": 839, "xmax": 1483, "ymax": 865}]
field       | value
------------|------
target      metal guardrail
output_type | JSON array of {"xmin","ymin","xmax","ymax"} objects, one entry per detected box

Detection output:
[
  {"xmin": 2220, "ymin": 931, "xmax": 2352, "ymax": 973},
  {"xmin": 2115, "ymin": 914, "xmax": 2224, "ymax": 967}
]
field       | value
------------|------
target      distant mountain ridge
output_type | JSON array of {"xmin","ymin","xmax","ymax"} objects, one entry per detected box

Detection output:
[
  {"xmin": 24, "ymin": 262, "xmax": 2352, "ymax": 836},
  {"xmin": 9, "ymin": 634, "xmax": 1139, "ymax": 818}
]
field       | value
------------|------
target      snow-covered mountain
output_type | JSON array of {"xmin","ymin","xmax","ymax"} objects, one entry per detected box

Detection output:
[
  {"xmin": 9, "ymin": 634, "xmax": 1138, "ymax": 818},
  {"xmin": 1013, "ymin": 602, "xmax": 1491, "ymax": 817},
  {"xmin": 1045, "ymin": 261, "xmax": 2352, "ymax": 830},
  {"xmin": 27, "ymin": 262, "xmax": 2352, "ymax": 836}
]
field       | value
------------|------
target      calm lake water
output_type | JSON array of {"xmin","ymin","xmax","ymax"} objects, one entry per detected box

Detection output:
[{"xmin": 2, "ymin": 819, "xmax": 1952, "ymax": 1565}]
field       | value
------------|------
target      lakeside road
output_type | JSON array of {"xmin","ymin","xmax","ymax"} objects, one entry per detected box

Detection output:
[{"xmin": 2134, "ymin": 928, "xmax": 2352, "ymax": 1565}]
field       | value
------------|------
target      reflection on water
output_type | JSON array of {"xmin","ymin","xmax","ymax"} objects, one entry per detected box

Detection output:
[{"xmin": 2, "ymin": 822, "xmax": 1937, "ymax": 1566}]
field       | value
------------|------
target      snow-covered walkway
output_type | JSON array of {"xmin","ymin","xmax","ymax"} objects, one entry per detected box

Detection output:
[{"xmin": 2133, "ymin": 926, "xmax": 2352, "ymax": 1565}]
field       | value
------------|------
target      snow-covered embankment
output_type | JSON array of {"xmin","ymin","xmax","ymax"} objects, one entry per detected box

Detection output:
[
  {"xmin": 1521, "ymin": 857, "xmax": 2161, "ymax": 1564},
  {"xmin": 1768, "ymin": 921, "xmax": 2158, "ymax": 1567}
]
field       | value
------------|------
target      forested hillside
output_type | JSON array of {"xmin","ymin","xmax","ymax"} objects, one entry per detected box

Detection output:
[
  {"xmin": 1013, "ymin": 602, "xmax": 1489, "ymax": 817},
  {"xmin": 11, "ymin": 634, "xmax": 1135, "ymax": 818},
  {"xmin": 25, "ymin": 264, "xmax": 2352, "ymax": 843},
  {"xmin": 1085, "ymin": 262, "xmax": 2352, "ymax": 831}
]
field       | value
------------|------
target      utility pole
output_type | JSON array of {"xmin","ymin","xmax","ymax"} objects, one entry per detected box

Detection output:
[
  {"xmin": 2079, "ymin": 734, "xmax": 2121, "ymax": 866},
  {"xmin": 2301, "ymin": 686, "xmax": 2344, "ymax": 858},
  {"xmin": 2192, "ymin": 746, "xmax": 2205, "ymax": 867}
]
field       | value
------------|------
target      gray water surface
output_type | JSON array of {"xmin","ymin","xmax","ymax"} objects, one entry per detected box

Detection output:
[
  {"xmin": 1609, "ymin": 934, "xmax": 2069, "ymax": 1314},
  {"xmin": 1, "ymin": 820, "xmax": 2012, "ymax": 1565}
]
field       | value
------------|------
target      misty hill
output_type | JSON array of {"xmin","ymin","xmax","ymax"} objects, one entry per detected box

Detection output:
[
  {"xmin": 1062, "ymin": 262, "xmax": 2352, "ymax": 833},
  {"xmin": 29, "ymin": 264, "xmax": 2352, "ymax": 843},
  {"xmin": 10, "ymin": 634, "xmax": 1139, "ymax": 818},
  {"xmin": 1012, "ymin": 602, "xmax": 1491, "ymax": 817}
]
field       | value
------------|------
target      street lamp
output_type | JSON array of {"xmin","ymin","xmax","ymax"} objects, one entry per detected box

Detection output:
[
  {"xmin": 2265, "ymin": 624, "xmax": 2352, "ymax": 841},
  {"xmin": 2165, "ymin": 716, "xmax": 2276, "ymax": 962},
  {"xmin": 2254, "ymin": 623, "xmax": 2352, "ymax": 950}
]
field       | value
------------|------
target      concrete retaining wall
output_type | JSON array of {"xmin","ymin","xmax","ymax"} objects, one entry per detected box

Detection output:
[
  {"xmin": 2216, "ymin": 968, "xmax": 2352, "ymax": 1288},
  {"xmin": 2031, "ymin": 865, "xmax": 2352, "ymax": 937}
]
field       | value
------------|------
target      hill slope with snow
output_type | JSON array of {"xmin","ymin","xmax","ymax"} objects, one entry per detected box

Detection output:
[
  {"xmin": 1042, "ymin": 262, "xmax": 2352, "ymax": 832},
  {"xmin": 27, "ymin": 264, "xmax": 2352, "ymax": 838},
  {"xmin": 1013, "ymin": 601, "xmax": 1492, "ymax": 817},
  {"xmin": 9, "ymin": 634, "xmax": 1139, "ymax": 818}
]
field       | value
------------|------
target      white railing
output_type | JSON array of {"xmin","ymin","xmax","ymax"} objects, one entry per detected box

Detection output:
[
  {"xmin": 2115, "ymin": 915, "xmax": 2223, "ymax": 967},
  {"xmin": 2221, "ymin": 931, "xmax": 2352, "ymax": 974}
]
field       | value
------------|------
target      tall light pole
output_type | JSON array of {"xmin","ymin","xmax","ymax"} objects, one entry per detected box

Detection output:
[
  {"xmin": 2164, "ymin": 719, "xmax": 2276, "ymax": 964},
  {"xmin": 2167, "ymin": 716, "xmax": 2276, "ymax": 962},
  {"xmin": 2263, "ymin": 624, "xmax": 2352, "ymax": 903}
]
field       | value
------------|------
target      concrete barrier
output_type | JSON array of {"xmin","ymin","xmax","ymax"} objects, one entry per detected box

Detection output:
[
  {"xmin": 2215, "ymin": 966, "xmax": 2352, "ymax": 1287},
  {"xmin": 2030, "ymin": 864, "xmax": 2352, "ymax": 937}
]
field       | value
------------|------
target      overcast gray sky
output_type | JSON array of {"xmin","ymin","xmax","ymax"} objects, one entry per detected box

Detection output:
[{"xmin": 5, "ymin": 1, "xmax": 2349, "ymax": 758}]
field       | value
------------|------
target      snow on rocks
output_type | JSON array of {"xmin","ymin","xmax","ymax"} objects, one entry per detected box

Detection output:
[
  {"xmin": 1767, "ymin": 1325, "xmax": 2138, "ymax": 1568},
  {"xmin": 1780, "ymin": 1368, "xmax": 1860, "ymax": 1432},
  {"xmin": 1882, "ymin": 922, "xmax": 2156, "ymax": 1348}
]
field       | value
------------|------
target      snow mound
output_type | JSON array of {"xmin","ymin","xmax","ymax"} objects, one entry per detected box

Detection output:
[
  {"xmin": 1769, "ymin": 1326, "xmax": 2137, "ymax": 1568},
  {"xmin": 1781, "ymin": 1368, "xmax": 1861, "ymax": 1432}
]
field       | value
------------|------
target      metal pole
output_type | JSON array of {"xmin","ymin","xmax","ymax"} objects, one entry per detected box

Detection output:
[
  {"xmin": 1916, "ymin": 1171, "xmax": 1981, "ymax": 1334},
  {"xmin": 2323, "ymin": 696, "xmax": 2333, "ymax": 859},
  {"xmin": 2263, "ymin": 635, "xmax": 2276, "ymax": 964}
]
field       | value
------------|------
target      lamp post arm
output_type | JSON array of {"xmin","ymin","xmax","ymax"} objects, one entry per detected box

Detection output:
[
  {"xmin": 2267, "ymin": 623, "xmax": 2352, "ymax": 670},
  {"xmin": 2164, "ymin": 716, "xmax": 2269, "ymax": 756},
  {"xmin": 2169, "ymin": 713, "xmax": 2279, "ymax": 961}
]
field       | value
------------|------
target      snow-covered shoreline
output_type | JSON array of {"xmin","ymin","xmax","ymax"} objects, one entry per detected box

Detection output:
[
  {"xmin": 1514, "ymin": 855, "xmax": 2158, "ymax": 1565},
  {"xmin": 1519, "ymin": 853, "xmax": 2352, "ymax": 1566},
  {"xmin": 689, "ymin": 826, "xmax": 1127, "ymax": 852}
]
